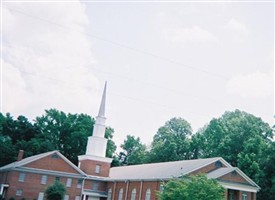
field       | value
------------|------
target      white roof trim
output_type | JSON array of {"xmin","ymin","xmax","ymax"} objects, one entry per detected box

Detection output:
[
  {"xmin": 233, "ymin": 168, "xmax": 261, "ymax": 189},
  {"xmin": 219, "ymin": 181, "xmax": 259, "ymax": 193},
  {"xmin": 184, "ymin": 157, "xmax": 232, "ymax": 175},
  {"xmin": 0, "ymin": 151, "xmax": 86, "ymax": 176},
  {"xmin": 13, "ymin": 167, "xmax": 85, "ymax": 178}
]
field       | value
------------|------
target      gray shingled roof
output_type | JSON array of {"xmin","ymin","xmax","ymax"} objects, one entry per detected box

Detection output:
[
  {"xmin": 109, "ymin": 157, "xmax": 228, "ymax": 180},
  {"xmin": 206, "ymin": 167, "xmax": 235, "ymax": 179}
]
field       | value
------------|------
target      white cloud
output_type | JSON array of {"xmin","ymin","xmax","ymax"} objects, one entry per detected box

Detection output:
[
  {"xmin": 226, "ymin": 71, "xmax": 273, "ymax": 98},
  {"xmin": 163, "ymin": 26, "xmax": 218, "ymax": 43},
  {"xmin": 2, "ymin": 2, "xmax": 100, "ymax": 119},
  {"xmin": 223, "ymin": 18, "xmax": 249, "ymax": 34}
]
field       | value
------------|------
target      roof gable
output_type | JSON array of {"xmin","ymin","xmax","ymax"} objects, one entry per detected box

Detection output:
[
  {"xmin": 207, "ymin": 167, "xmax": 260, "ymax": 189},
  {"xmin": 0, "ymin": 151, "xmax": 85, "ymax": 175}
]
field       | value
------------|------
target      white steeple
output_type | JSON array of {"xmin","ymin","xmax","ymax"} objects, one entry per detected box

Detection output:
[{"xmin": 85, "ymin": 81, "xmax": 109, "ymax": 158}]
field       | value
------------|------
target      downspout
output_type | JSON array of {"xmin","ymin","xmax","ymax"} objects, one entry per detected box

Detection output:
[
  {"xmin": 124, "ymin": 180, "xmax": 129, "ymax": 200},
  {"xmin": 81, "ymin": 177, "xmax": 87, "ymax": 200},
  {"xmin": 138, "ymin": 180, "xmax": 143, "ymax": 200}
]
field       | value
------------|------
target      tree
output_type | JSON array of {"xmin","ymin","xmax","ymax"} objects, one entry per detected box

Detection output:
[
  {"xmin": 196, "ymin": 110, "xmax": 273, "ymax": 166},
  {"xmin": 194, "ymin": 110, "xmax": 273, "ymax": 199},
  {"xmin": 149, "ymin": 117, "xmax": 192, "ymax": 163},
  {"xmin": 45, "ymin": 181, "xmax": 66, "ymax": 200},
  {"xmin": 35, "ymin": 109, "xmax": 117, "ymax": 164},
  {"xmin": 118, "ymin": 135, "xmax": 147, "ymax": 165},
  {"xmin": 159, "ymin": 174, "xmax": 224, "ymax": 200}
]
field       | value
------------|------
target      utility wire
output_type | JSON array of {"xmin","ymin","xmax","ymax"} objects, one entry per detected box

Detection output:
[{"xmin": 2, "ymin": 4, "xmax": 229, "ymax": 80}]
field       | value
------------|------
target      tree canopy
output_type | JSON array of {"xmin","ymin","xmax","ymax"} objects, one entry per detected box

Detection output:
[
  {"xmin": 45, "ymin": 181, "xmax": 66, "ymax": 200},
  {"xmin": 0, "ymin": 109, "xmax": 116, "ymax": 166},
  {"xmin": 159, "ymin": 174, "xmax": 224, "ymax": 200},
  {"xmin": 149, "ymin": 117, "xmax": 193, "ymax": 163},
  {"xmin": 118, "ymin": 135, "xmax": 148, "ymax": 165}
]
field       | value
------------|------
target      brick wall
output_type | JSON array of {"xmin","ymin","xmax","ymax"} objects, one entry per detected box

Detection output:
[
  {"xmin": 25, "ymin": 153, "xmax": 79, "ymax": 174},
  {"xmin": 79, "ymin": 160, "xmax": 110, "ymax": 177},
  {"xmin": 219, "ymin": 172, "xmax": 248, "ymax": 184},
  {"xmin": 3, "ymin": 171, "xmax": 82, "ymax": 200},
  {"xmin": 107, "ymin": 180, "xmax": 164, "ymax": 200}
]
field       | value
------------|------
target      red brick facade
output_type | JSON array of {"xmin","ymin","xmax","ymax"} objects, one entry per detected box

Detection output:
[
  {"xmin": 79, "ymin": 160, "xmax": 111, "ymax": 177},
  {"xmin": 24, "ymin": 153, "xmax": 79, "ymax": 174},
  {"xmin": 0, "ymin": 152, "xmax": 259, "ymax": 200},
  {"xmin": 0, "ymin": 171, "xmax": 82, "ymax": 200}
]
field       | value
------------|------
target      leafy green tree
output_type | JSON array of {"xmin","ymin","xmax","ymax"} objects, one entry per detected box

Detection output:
[
  {"xmin": 35, "ymin": 109, "xmax": 116, "ymax": 164},
  {"xmin": 149, "ymin": 117, "xmax": 192, "ymax": 163},
  {"xmin": 257, "ymin": 141, "xmax": 275, "ymax": 200},
  {"xmin": 118, "ymin": 135, "xmax": 147, "ymax": 165},
  {"xmin": 194, "ymin": 110, "xmax": 273, "ymax": 199},
  {"xmin": 0, "ymin": 113, "xmax": 40, "ymax": 165},
  {"xmin": 45, "ymin": 181, "xmax": 66, "ymax": 200},
  {"xmin": 196, "ymin": 110, "xmax": 272, "ymax": 166},
  {"xmin": 159, "ymin": 174, "xmax": 224, "ymax": 200}
]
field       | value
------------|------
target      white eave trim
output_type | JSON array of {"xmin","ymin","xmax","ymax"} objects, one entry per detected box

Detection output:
[{"xmin": 219, "ymin": 181, "xmax": 259, "ymax": 193}]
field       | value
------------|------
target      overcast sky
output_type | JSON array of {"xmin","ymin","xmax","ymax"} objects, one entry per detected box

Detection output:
[{"xmin": 1, "ymin": 1, "xmax": 274, "ymax": 148}]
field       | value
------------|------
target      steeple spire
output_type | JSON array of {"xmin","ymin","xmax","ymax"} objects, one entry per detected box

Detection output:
[
  {"xmin": 78, "ymin": 81, "xmax": 112, "ymax": 177},
  {"xmin": 98, "ymin": 81, "xmax": 107, "ymax": 117}
]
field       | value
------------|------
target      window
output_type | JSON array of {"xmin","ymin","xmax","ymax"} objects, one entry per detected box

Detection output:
[
  {"xmin": 18, "ymin": 172, "xmax": 26, "ymax": 182},
  {"xmin": 95, "ymin": 165, "xmax": 101, "ymax": 174},
  {"xmin": 107, "ymin": 188, "xmax": 112, "ymax": 200},
  {"xmin": 77, "ymin": 179, "xmax": 82, "ymax": 188},
  {"xmin": 130, "ymin": 188, "xmax": 136, "ymax": 200},
  {"xmin": 51, "ymin": 153, "xmax": 59, "ymax": 159},
  {"xmin": 242, "ymin": 192, "xmax": 247, "ymax": 200},
  {"xmin": 145, "ymin": 188, "xmax": 151, "ymax": 200},
  {"xmin": 231, "ymin": 171, "xmax": 237, "ymax": 176},
  {"xmin": 38, "ymin": 192, "xmax": 44, "ymax": 200},
  {"xmin": 64, "ymin": 195, "xmax": 69, "ymax": 200},
  {"xmin": 16, "ymin": 189, "xmax": 23, "ymax": 196},
  {"xmin": 159, "ymin": 184, "xmax": 164, "ymax": 193},
  {"xmin": 55, "ymin": 177, "xmax": 60, "ymax": 182},
  {"xmin": 229, "ymin": 190, "xmax": 234, "ymax": 200},
  {"xmin": 215, "ymin": 161, "xmax": 222, "ymax": 168},
  {"xmin": 41, "ymin": 175, "xmax": 48, "ymax": 184},
  {"xmin": 75, "ymin": 196, "xmax": 80, "ymax": 200},
  {"xmin": 118, "ymin": 188, "xmax": 123, "ymax": 200},
  {"xmin": 92, "ymin": 181, "xmax": 99, "ymax": 190},
  {"xmin": 66, "ymin": 178, "xmax": 72, "ymax": 187}
]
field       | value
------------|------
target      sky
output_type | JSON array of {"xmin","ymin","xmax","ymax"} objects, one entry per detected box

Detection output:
[{"xmin": 1, "ymin": 0, "xmax": 274, "ymax": 149}]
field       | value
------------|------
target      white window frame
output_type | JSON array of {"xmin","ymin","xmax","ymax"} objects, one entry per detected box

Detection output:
[
  {"xmin": 66, "ymin": 178, "xmax": 72, "ymax": 187},
  {"xmin": 242, "ymin": 192, "xmax": 247, "ymax": 200},
  {"xmin": 145, "ymin": 188, "xmax": 151, "ymax": 200},
  {"xmin": 38, "ymin": 192, "xmax": 44, "ymax": 200},
  {"xmin": 130, "ymin": 188, "xmax": 136, "ymax": 200},
  {"xmin": 92, "ymin": 181, "xmax": 99, "ymax": 190},
  {"xmin": 107, "ymin": 188, "xmax": 112, "ymax": 200},
  {"xmin": 41, "ymin": 175, "xmax": 48, "ymax": 185},
  {"xmin": 64, "ymin": 194, "xmax": 69, "ymax": 200},
  {"xmin": 75, "ymin": 196, "xmax": 80, "ymax": 200},
  {"xmin": 95, "ymin": 165, "xmax": 101, "ymax": 174},
  {"xmin": 18, "ymin": 172, "xmax": 26, "ymax": 182},
  {"xmin": 16, "ymin": 189, "xmax": 23, "ymax": 196},
  {"xmin": 118, "ymin": 188, "xmax": 123, "ymax": 200},
  {"xmin": 77, "ymin": 179, "xmax": 82, "ymax": 188}
]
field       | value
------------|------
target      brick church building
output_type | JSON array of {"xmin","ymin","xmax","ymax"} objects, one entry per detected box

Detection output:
[{"xmin": 0, "ymin": 83, "xmax": 260, "ymax": 200}]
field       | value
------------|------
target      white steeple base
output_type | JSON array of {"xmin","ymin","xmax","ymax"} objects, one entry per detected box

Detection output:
[{"xmin": 86, "ymin": 136, "xmax": 108, "ymax": 157}]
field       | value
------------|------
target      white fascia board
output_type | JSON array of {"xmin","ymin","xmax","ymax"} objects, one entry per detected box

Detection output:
[
  {"xmin": 219, "ymin": 181, "xmax": 259, "ymax": 193},
  {"xmin": 78, "ymin": 155, "xmax": 112, "ymax": 163},
  {"xmin": 14, "ymin": 167, "xmax": 86, "ymax": 179}
]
